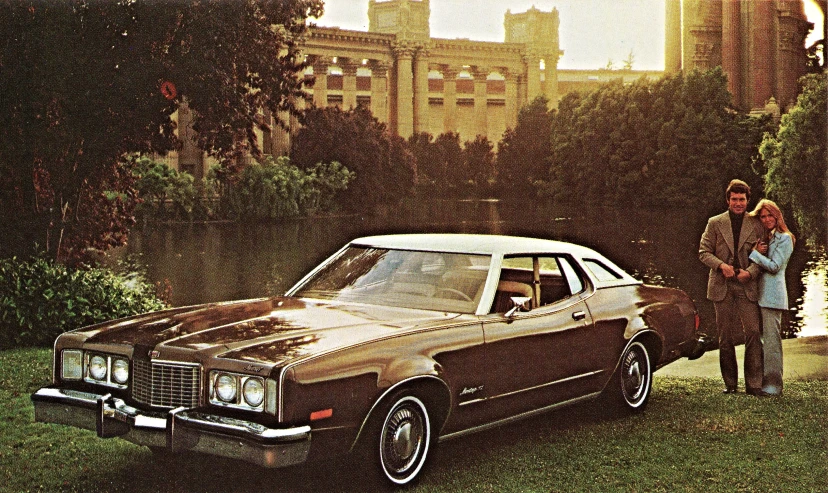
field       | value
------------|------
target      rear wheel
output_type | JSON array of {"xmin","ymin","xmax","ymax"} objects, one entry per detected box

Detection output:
[
  {"xmin": 608, "ymin": 341, "xmax": 652, "ymax": 412},
  {"xmin": 368, "ymin": 392, "xmax": 433, "ymax": 486}
]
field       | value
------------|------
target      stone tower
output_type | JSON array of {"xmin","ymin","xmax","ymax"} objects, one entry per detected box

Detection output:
[
  {"xmin": 665, "ymin": 0, "xmax": 812, "ymax": 113},
  {"xmin": 368, "ymin": 0, "xmax": 431, "ymax": 41},
  {"xmin": 504, "ymin": 6, "xmax": 562, "ymax": 108}
]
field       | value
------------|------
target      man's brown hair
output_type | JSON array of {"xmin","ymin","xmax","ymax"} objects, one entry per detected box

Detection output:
[{"xmin": 725, "ymin": 179, "xmax": 751, "ymax": 201}]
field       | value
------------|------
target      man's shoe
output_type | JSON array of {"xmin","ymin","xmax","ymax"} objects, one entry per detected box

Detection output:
[
  {"xmin": 722, "ymin": 387, "xmax": 738, "ymax": 394},
  {"xmin": 746, "ymin": 387, "xmax": 770, "ymax": 397}
]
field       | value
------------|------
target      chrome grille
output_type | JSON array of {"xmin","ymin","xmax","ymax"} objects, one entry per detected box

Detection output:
[{"xmin": 132, "ymin": 360, "xmax": 201, "ymax": 408}]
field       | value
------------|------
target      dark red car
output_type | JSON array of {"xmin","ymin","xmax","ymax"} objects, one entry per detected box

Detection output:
[{"xmin": 33, "ymin": 234, "xmax": 704, "ymax": 486}]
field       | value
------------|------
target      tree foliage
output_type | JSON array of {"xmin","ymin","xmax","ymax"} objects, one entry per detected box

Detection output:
[
  {"xmin": 408, "ymin": 132, "xmax": 439, "ymax": 185},
  {"xmin": 291, "ymin": 105, "xmax": 414, "ymax": 211},
  {"xmin": 760, "ymin": 73, "xmax": 827, "ymax": 246},
  {"xmin": 541, "ymin": 68, "xmax": 772, "ymax": 209},
  {"xmin": 496, "ymin": 96, "xmax": 554, "ymax": 193},
  {"xmin": 211, "ymin": 155, "xmax": 353, "ymax": 220},
  {"xmin": 463, "ymin": 135, "xmax": 495, "ymax": 187},
  {"xmin": 133, "ymin": 157, "xmax": 202, "ymax": 222},
  {"xmin": 433, "ymin": 132, "xmax": 465, "ymax": 191},
  {"xmin": 0, "ymin": 0, "xmax": 323, "ymax": 261}
]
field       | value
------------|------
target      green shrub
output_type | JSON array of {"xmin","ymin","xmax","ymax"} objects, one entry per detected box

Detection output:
[
  {"xmin": 0, "ymin": 257, "xmax": 167, "ymax": 348},
  {"xmin": 133, "ymin": 156, "xmax": 207, "ymax": 221},
  {"xmin": 211, "ymin": 156, "xmax": 353, "ymax": 220}
]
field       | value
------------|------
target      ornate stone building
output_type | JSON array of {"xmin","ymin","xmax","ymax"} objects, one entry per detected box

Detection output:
[
  {"xmin": 168, "ymin": 0, "xmax": 816, "ymax": 179},
  {"xmin": 294, "ymin": 0, "xmax": 562, "ymax": 146},
  {"xmin": 167, "ymin": 0, "xmax": 565, "ymax": 179},
  {"xmin": 665, "ymin": 0, "xmax": 813, "ymax": 114}
]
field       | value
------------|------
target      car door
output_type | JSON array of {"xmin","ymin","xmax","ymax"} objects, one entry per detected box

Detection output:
[{"xmin": 477, "ymin": 255, "xmax": 608, "ymax": 420}]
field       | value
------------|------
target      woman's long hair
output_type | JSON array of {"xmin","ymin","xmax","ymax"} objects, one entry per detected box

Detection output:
[{"xmin": 750, "ymin": 199, "xmax": 796, "ymax": 246}]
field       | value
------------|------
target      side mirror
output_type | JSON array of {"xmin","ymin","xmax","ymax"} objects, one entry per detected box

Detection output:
[{"xmin": 504, "ymin": 296, "xmax": 532, "ymax": 318}]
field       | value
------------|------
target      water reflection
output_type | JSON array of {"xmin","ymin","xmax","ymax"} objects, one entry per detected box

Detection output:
[{"xmin": 112, "ymin": 199, "xmax": 828, "ymax": 338}]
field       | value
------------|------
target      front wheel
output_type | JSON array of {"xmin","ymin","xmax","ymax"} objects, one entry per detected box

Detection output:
[
  {"xmin": 607, "ymin": 341, "xmax": 652, "ymax": 412},
  {"xmin": 372, "ymin": 393, "xmax": 433, "ymax": 486}
]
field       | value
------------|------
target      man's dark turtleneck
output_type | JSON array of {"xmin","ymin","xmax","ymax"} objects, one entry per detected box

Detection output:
[{"xmin": 729, "ymin": 210, "xmax": 744, "ymax": 268}]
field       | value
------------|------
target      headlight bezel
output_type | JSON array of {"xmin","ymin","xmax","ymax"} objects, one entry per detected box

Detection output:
[
  {"xmin": 209, "ymin": 370, "xmax": 266, "ymax": 412},
  {"xmin": 81, "ymin": 352, "xmax": 130, "ymax": 389}
]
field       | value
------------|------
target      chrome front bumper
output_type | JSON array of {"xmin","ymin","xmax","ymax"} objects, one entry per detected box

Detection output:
[{"xmin": 31, "ymin": 387, "xmax": 311, "ymax": 469}]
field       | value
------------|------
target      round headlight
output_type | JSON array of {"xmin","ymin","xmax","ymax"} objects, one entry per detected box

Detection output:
[
  {"xmin": 242, "ymin": 378, "xmax": 264, "ymax": 407},
  {"xmin": 215, "ymin": 374, "xmax": 237, "ymax": 403},
  {"xmin": 111, "ymin": 358, "xmax": 129, "ymax": 384},
  {"xmin": 89, "ymin": 355, "xmax": 107, "ymax": 381}
]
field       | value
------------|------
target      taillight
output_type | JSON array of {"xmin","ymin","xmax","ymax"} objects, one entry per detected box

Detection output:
[{"xmin": 694, "ymin": 312, "xmax": 700, "ymax": 331}]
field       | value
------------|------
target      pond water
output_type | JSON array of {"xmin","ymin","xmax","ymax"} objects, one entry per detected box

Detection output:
[{"xmin": 113, "ymin": 199, "xmax": 828, "ymax": 338}]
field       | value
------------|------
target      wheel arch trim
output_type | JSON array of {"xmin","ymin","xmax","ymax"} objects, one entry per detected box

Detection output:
[{"xmin": 350, "ymin": 374, "xmax": 451, "ymax": 452}]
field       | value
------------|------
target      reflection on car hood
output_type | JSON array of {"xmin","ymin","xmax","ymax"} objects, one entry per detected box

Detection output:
[{"xmin": 77, "ymin": 297, "xmax": 463, "ymax": 365}]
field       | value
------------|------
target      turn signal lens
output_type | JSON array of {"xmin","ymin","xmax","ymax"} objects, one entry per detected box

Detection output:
[
  {"xmin": 61, "ymin": 350, "xmax": 83, "ymax": 380},
  {"xmin": 88, "ymin": 355, "xmax": 107, "ymax": 381},
  {"xmin": 215, "ymin": 373, "xmax": 238, "ymax": 403}
]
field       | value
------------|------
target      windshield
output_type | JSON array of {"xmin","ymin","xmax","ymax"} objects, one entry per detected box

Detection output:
[{"xmin": 293, "ymin": 247, "xmax": 491, "ymax": 314}]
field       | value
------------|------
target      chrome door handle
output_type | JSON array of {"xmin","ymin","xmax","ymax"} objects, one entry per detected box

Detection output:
[{"xmin": 572, "ymin": 311, "xmax": 586, "ymax": 321}]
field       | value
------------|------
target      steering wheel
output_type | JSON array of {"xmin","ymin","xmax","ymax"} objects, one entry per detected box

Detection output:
[{"xmin": 435, "ymin": 287, "xmax": 473, "ymax": 302}]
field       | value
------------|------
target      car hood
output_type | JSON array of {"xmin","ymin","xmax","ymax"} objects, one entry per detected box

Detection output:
[{"xmin": 77, "ymin": 297, "xmax": 464, "ymax": 366}]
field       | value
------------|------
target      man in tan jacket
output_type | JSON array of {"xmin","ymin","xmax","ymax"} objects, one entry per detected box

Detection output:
[{"xmin": 699, "ymin": 179, "xmax": 765, "ymax": 395}]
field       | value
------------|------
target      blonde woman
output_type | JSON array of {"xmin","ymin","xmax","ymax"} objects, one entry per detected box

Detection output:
[{"xmin": 748, "ymin": 199, "xmax": 795, "ymax": 396}]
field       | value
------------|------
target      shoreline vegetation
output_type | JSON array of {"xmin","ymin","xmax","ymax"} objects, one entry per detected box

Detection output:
[{"xmin": 2, "ymin": 347, "xmax": 825, "ymax": 493}]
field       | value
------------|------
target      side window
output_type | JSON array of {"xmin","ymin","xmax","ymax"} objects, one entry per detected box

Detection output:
[
  {"xmin": 583, "ymin": 259, "xmax": 622, "ymax": 282},
  {"xmin": 557, "ymin": 257, "xmax": 585, "ymax": 295},
  {"xmin": 492, "ymin": 255, "xmax": 583, "ymax": 313}
]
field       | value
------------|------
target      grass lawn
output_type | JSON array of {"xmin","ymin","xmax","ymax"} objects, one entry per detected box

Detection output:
[{"xmin": 2, "ymin": 347, "xmax": 826, "ymax": 492}]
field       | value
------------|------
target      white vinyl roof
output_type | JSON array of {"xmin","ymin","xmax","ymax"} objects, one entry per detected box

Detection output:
[{"xmin": 353, "ymin": 234, "xmax": 594, "ymax": 258}]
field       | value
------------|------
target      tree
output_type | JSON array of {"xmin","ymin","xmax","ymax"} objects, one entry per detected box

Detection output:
[
  {"xmin": 291, "ymin": 105, "xmax": 415, "ymax": 211},
  {"xmin": 541, "ymin": 68, "xmax": 771, "ymax": 209},
  {"xmin": 760, "ymin": 74, "xmax": 827, "ymax": 246},
  {"xmin": 463, "ymin": 135, "xmax": 495, "ymax": 188},
  {"xmin": 496, "ymin": 96, "xmax": 553, "ymax": 193},
  {"xmin": 805, "ymin": 39, "xmax": 825, "ymax": 73},
  {"xmin": 433, "ymin": 132, "xmax": 464, "ymax": 191},
  {"xmin": 0, "ymin": 0, "xmax": 323, "ymax": 261},
  {"xmin": 407, "ymin": 132, "xmax": 439, "ymax": 185}
]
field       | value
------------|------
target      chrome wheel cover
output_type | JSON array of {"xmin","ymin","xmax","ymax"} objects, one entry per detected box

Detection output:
[
  {"xmin": 379, "ymin": 396, "xmax": 430, "ymax": 484},
  {"xmin": 621, "ymin": 342, "xmax": 651, "ymax": 407}
]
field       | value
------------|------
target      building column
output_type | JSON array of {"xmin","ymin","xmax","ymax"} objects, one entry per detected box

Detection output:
[
  {"xmin": 721, "ymin": 0, "xmax": 742, "ymax": 109},
  {"xmin": 369, "ymin": 60, "xmax": 390, "ymax": 123},
  {"xmin": 341, "ymin": 59, "xmax": 359, "ymax": 109},
  {"xmin": 441, "ymin": 65, "xmax": 458, "ymax": 134},
  {"xmin": 285, "ymin": 96, "xmax": 304, "ymax": 155},
  {"xmin": 413, "ymin": 45, "xmax": 430, "ymax": 134},
  {"xmin": 312, "ymin": 59, "xmax": 330, "ymax": 107},
  {"xmin": 664, "ymin": 0, "xmax": 682, "ymax": 74},
  {"xmin": 517, "ymin": 74, "xmax": 527, "ymax": 110},
  {"xmin": 524, "ymin": 53, "xmax": 541, "ymax": 102},
  {"xmin": 394, "ymin": 44, "xmax": 415, "ymax": 139},
  {"xmin": 471, "ymin": 66, "xmax": 488, "ymax": 138},
  {"xmin": 543, "ymin": 53, "xmax": 559, "ymax": 109},
  {"xmin": 751, "ymin": 0, "xmax": 775, "ymax": 110},
  {"xmin": 503, "ymin": 69, "xmax": 519, "ymax": 129},
  {"xmin": 271, "ymin": 106, "xmax": 291, "ymax": 157},
  {"xmin": 776, "ymin": 3, "xmax": 811, "ymax": 110}
]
